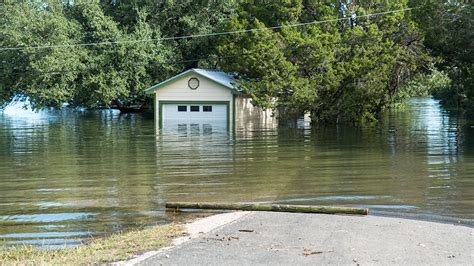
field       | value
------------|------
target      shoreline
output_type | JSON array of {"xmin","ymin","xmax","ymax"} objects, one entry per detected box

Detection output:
[
  {"xmin": 121, "ymin": 211, "xmax": 251, "ymax": 265},
  {"xmin": 369, "ymin": 210, "xmax": 474, "ymax": 228},
  {"xmin": 1, "ymin": 211, "xmax": 472, "ymax": 265}
]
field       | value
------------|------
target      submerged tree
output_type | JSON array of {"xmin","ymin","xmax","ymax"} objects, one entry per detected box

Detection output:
[
  {"xmin": 0, "ymin": 2, "xmax": 84, "ymax": 108},
  {"xmin": 0, "ymin": 1, "xmax": 174, "ymax": 109},
  {"xmin": 412, "ymin": 0, "xmax": 473, "ymax": 117},
  {"xmin": 217, "ymin": 0, "xmax": 429, "ymax": 124},
  {"xmin": 1, "ymin": 0, "xmax": 470, "ymax": 122}
]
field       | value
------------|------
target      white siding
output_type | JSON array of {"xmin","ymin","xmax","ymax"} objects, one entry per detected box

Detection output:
[
  {"xmin": 235, "ymin": 95, "xmax": 277, "ymax": 129},
  {"xmin": 153, "ymin": 74, "xmax": 234, "ymax": 129},
  {"xmin": 156, "ymin": 74, "xmax": 232, "ymax": 100}
]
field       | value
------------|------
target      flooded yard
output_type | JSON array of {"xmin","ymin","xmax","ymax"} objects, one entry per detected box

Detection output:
[{"xmin": 0, "ymin": 97, "xmax": 473, "ymax": 248}]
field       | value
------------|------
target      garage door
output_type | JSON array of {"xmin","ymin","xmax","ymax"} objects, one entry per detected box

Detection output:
[{"xmin": 161, "ymin": 103, "xmax": 228, "ymax": 128}]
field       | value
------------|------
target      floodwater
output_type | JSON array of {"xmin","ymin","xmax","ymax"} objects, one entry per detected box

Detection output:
[{"xmin": 0, "ymin": 97, "xmax": 473, "ymax": 248}]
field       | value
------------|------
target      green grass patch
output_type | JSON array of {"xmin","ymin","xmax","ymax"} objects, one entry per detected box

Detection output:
[{"xmin": 0, "ymin": 224, "xmax": 183, "ymax": 265}]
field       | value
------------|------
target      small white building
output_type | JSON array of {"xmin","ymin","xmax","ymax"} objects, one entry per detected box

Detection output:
[{"xmin": 145, "ymin": 68, "xmax": 275, "ymax": 130}]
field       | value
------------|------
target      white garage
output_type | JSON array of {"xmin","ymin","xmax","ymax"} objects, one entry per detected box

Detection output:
[{"xmin": 145, "ymin": 68, "xmax": 276, "ymax": 130}]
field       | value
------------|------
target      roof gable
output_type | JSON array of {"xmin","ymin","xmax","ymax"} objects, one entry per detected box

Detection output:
[{"xmin": 145, "ymin": 69, "xmax": 236, "ymax": 94}]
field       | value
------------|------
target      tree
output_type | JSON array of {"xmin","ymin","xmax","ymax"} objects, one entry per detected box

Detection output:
[
  {"xmin": 0, "ymin": 2, "xmax": 84, "ymax": 108},
  {"xmin": 411, "ymin": 0, "xmax": 473, "ymax": 117},
  {"xmin": 4, "ymin": 0, "xmax": 467, "ymax": 122},
  {"xmin": 66, "ymin": 1, "xmax": 174, "ymax": 108},
  {"xmin": 0, "ymin": 1, "xmax": 174, "ymax": 109},
  {"xmin": 217, "ymin": 0, "xmax": 429, "ymax": 123},
  {"xmin": 98, "ymin": 0, "xmax": 238, "ymax": 70}
]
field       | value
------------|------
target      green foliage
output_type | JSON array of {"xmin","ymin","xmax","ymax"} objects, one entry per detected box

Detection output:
[
  {"xmin": 0, "ymin": 0, "xmax": 470, "ymax": 122},
  {"xmin": 239, "ymin": 0, "xmax": 304, "ymax": 25},
  {"xmin": 66, "ymin": 1, "xmax": 174, "ymax": 107},
  {"xmin": 0, "ymin": 1, "xmax": 174, "ymax": 109},
  {"xmin": 404, "ymin": 68, "xmax": 451, "ymax": 98},
  {"xmin": 99, "ymin": 0, "xmax": 238, "ymax": 69},
  {"xmin": 217, "ymin": 0, "xmax": 429, "ymax": 123},
  {"xmin": 0, "ymin": 2, "xmax": 84, "ymax": 108},
  {"xmin": 412, "ymin": 0, "xmax": 473, "ymax": 117},
  {"xmin": 217, "ymin": 18, "xmax": 303, "ymax": 115}
]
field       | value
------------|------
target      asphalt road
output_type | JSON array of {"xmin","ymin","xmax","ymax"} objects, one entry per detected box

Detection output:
[{"xmin": 138, "ymin": 212, "xmax": 473, "ymax": 265}]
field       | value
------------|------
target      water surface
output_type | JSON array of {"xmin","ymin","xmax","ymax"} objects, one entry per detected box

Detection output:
[{"xmin": 0, "ymin": 98, "xmax": 473, "ymax": 248}]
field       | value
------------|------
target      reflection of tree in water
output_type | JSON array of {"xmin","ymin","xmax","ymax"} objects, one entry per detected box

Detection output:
[
  {"xmin": 383, "ymin": 98, "xmax": 471, "ymax": 218},
  {"xmin": 272, "ymin": 125, "xmax": 401, "ymax": 208},
  {"xmin": 235, "ymin": 98, "xmax": 473, "ymax": 219},
  {"xmin": 154, "ymin": 100, "xmax": 473, "ymax": 221},
  {"xmin": 463, "ymin": 124, "xmax": 474, "ymax": 156}
]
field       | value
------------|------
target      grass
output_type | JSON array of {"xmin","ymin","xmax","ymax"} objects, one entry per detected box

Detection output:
[{"xmin": 0, "ymin": 223, "xmax": 183, "ymax": 265}]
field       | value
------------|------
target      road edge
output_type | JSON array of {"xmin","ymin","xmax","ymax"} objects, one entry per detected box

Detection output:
[{"xmin": 119, "ymin": 211, "xmax": 251, "ymax": 265}]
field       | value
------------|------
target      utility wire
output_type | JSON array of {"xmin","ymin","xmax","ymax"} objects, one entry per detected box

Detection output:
[
  {"xmin": 0, "ymin": 56, "xmax": 229, "ymax": 73},
  {"xmin": 0, "ymin": 7, "xmax": 416, "ymax": 52}
]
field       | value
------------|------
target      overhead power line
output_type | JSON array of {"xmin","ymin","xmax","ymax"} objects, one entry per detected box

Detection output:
[{"xmin": 0, "ymin": 7, "xmax": 417, "ymax": 52}]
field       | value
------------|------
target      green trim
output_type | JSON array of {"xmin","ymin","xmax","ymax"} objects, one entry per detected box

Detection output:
[
  {"xmin": 158, "ymin": 100, "xmax": 230, "ymax": 129},
  {"xmin": 227, "ymin": 103, "xmax": 230, "ymax": 129},
  {"xmin": 232, "ymin": 94, "xmax": 236, "ymax": 130},
  {"xmin": 153, "ymin": 94, "xmax": 156, "ymax": 122},
  {"xmin": 145, "ymin": 69, "xmax": 237, "ymax": 94}
]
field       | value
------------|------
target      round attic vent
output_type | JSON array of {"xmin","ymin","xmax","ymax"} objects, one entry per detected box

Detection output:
[{"xmin": 188, "ymin": 77, "xmax": 199, "ymax": 90}]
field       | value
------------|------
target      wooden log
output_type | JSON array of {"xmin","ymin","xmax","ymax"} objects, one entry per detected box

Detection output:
[{"xmin": 165, "ymin": 202, "xmax": 368, "ymax": 215}]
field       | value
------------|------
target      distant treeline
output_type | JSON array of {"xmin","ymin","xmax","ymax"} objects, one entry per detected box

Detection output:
[{"xmin": 0, "ymin": 0, "xmax": 472, "ymax": 123}]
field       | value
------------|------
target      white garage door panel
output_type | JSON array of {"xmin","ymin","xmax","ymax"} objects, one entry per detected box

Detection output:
[{"xmin": 162, "ymin": 103, "xmax": 227, "ymax": 122}]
